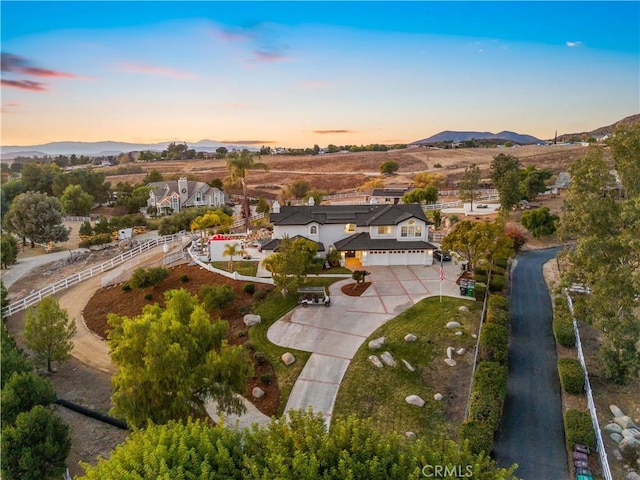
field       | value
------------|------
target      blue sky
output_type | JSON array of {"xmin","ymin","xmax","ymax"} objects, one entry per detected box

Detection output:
[{"xmin": 1, "ymin": 1, "xmax": 638, "ymax": 147}]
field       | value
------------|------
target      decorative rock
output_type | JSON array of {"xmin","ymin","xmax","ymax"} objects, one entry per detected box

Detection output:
[
  {"xmin": 613, "ymin": 448, "xmax": 623, "ymax": 461},
  {"xmin": 611, "ymin": 433, "xmax": 624, "ymax": 443},
  {"xmin": 615, "ymin": 416, "xmax": 637, "ymax": 430},
  {"xmin": 444, "ymin": 358, "xmax": 457, "ymax": 367},
  {"xmin": 252, "ymin": 387, "xmax": 265, "ymax": 399},
  {"xmin": 446, "ymin": 347, "xmax": 454, "ymax": 359},
  {"xmin": 405, "ymin": 431, "xmax": 417, "ymax": 439},
  {"xmin": 471, "ymin": 334, "xmax": 477, "ymax": 339},
  {"xmin": 369, "ymin": 336, "xmax": 386, "ymax": 350},
  {"xmin": 458, "ymin": 306, "xmax": 469, "ymax": 312},
  {"xmin": 619, "ymin": 437, "xmax": 640, "ymax": 460},
  {"xmin": 623, "ymin": 429, "xmax": 640, "ymax": 439},
  {"xmin": 381, "ymin": 351, "xmax": 397, "ymax": 367},
  {"xmin": 405, "ymin": 395, "xmax": 425, "ymax": 407},
  {"xmin": 404, "ymin": 333, "xmax": 417, "ymax": 342},
  {"xmin": 368, "ymin": 355, "xmax": 384, "ymax": 368},
  {"xmin": 456, "ymin": 348, "xmax": 466, "ymax": 355},
  {"xmin": 604, "ymin": 423, "xmax": 623, "ymax": 434},
  {"xmin": 455, "ymin": 331, "xmax": 463, "ymax": 336},
  {"xmin": 402, "ymin": 359, "xmax": 415, "ymax": 372},
  {"xmin": 243, "ymin": 314, "xmax": 262, "ymax": 326},
  {"xmin": 626, "ymin": 471, "xmax": 640, "ymax": 480},
  {"xmin": 446, "ymin": 321, "xmax": 461, "ymax": 329},
  {"xmin": 611, "ymin": 404, "xmax": 626, "ymax": 418},
  {"xmin": 434, "ymin": 393, "xmax": 443, "ymax": 401},
  {"xmin": 281, "ymin": 352, "xmax": 296, "ymax": 366}
]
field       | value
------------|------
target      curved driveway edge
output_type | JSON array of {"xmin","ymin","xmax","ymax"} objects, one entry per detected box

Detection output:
[
  {"xmin": 267, "ymin": 262, "xmax": 466, "ymax": 425},
  {"xmin": 493, "ymin": 247, "xmax": 569, "ymax": 480}
]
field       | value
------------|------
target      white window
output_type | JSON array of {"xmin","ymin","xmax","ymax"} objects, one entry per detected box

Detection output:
[
  {"xmin": 196, "ymin": 191, "xmax": 202, "ymax": 202},
  {"xmin": 345, "ymin": 223, "xmax": 356, "ymax": 233},
  {"xmin": 377, "ymin": 226, "xmax": 391, "ymax": 235},
  {"xmin": 309, "ymin": 225, "xmax": 318, "ymax": 235},
  {"xmin": 400, "ymin": 220, "xmax": 422, "ymax": 238},
  {"xmin": 171, "ymin": 196, "xmax": 179, "ymax": 210}
]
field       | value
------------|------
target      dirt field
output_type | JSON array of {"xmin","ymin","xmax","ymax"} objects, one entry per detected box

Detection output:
[{"xmin": 103, "ymin": 144, "xmax": 592, "ymax": 200}]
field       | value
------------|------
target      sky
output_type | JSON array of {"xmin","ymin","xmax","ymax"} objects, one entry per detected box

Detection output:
[{"xmin": 1, "ymin": 1, "xmax": 638, "ymax": 148}]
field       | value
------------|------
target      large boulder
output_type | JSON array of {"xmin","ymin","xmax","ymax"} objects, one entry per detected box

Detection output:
[
  {"xmin": 615, "ymin": 416, "xmax": 637, "ymax": 430},
  {"xmin": 402, "ymin": 359, "xmax": 415, "ymax": 372},
  {"xmin": 434, "ymin": 393, "xmax": 444, "ymax": 401},
  {"xmin": 446, "ymin": 321, "xmax": 461, "ymax": 329},
  {"xmin": 405, "ymin": 395, "xmax": 425, "ymax": 407},
  {"xmin": 458, "ymin": 306, "xmax": 469, "ymax": 313},
  {"xmin": 619, "ymin": 437, "xmax": 640, "ymax": 462},
  {"xmin": 444, "ymin": 358, "xmax": 457, "ymax": 367},
  {"xmin": 252, "ymin": 387, "xmax": 265, "ymax": 399},
  {"xmin": 369, "ymin": 337, "xmax": 386, "ymax": 350},
  {"xmin": 243, "ymin": 314, "xmax": 262, "ymax": 326},
  {"xmin": 610, "ymin": 404, "xmax": 625, "ymax": 418},
  {"xmin": 604, "ymin": 423, "xmax": 623, "ymax": 434},
  {"xmin": 404, "ymin": 333, "xmax": 417, "ymax": 342},
  {"xmin": 281, "ymin": 352, "xmax": 296, "ymax": 366},
  {"xmin": 623, "ymin": 428, "xmax": 640, "ymax": 439}
]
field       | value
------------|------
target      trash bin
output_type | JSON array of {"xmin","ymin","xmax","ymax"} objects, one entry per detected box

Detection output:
[
  {"xmin": 459, "ymin": 280, "xmax": 468, "ymax": 296},
  {"xmin": 467, "ymin": 281, "xmax": 475, "ymax": 298}
]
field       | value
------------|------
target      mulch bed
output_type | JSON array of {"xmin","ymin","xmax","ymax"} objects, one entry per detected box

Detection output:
[
  {"xmin": 341, "ymin": 282, "xmax": 371, "ymax": 297},
  {"xmin": 83, "ymin": 264, "xmax": 279, "ymax": 417}
]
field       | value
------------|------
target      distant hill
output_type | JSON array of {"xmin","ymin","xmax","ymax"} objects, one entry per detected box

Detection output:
[
  {"xmin": 557, "ymin": 113, "xmax": 640, "ymax": 142},
  {"xmin": 413, "ymin": 130, "xmax": 540, "ymax": 145},
  {"xmin": 0, "ymin": 139, "xmax": 259, "ymax": 159}
]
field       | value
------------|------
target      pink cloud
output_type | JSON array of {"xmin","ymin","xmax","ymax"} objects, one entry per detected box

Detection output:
[
  {"xmin": 313, "ymin": 130, "xmax": 355, "ymax": 135},
  {"xmin": 1, "ymin": 79, "xmax": 47, "ymax": 91},
  {"xmin": 209, "ymin": 26, "xmax": 254, "ymax": 43},
  {"xmin": 253, "ymin": 50, "xmax": 290, "ymax": 63},
  {"xmin": 1, "ymin": 53, "xmax": 84, "ymax": 79},
  {"xmin": 119, "ymin": 62, "xmax": 195, "ymax": 79}
]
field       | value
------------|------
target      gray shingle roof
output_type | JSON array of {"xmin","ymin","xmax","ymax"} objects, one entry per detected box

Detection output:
[
  {"xmin": 270, "ymin": 204, "xmax": 431, "ymax": 227},
  {"xmin": 334, "ymin": 232, "xmax": 436, "ymax": 251},
  {"xmin": 261, "ymin": 236, "xmax": 325, "ymax": 252}
]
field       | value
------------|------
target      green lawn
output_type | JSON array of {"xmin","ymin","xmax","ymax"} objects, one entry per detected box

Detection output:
[
  {"xmin": 210, "ymin": 261, "xmax": 258, "ymax": 277},
  {"xmin": 333, "ymin": 296, "xmax": 480, "ymax": 440},
  {"xmin": 250, "ymin": 276, "xmax": 342, "ymax": 416}
]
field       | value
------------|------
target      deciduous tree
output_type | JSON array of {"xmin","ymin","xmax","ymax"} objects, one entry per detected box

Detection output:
[
  {"xmin": 1, "ymin": 232, "xmax": 18, "ymax": 268},
  {"xmin": 490, "ymin": 154, "xmax": 521, "ymax": 211},
  {"xmin": 379, "ymin": 160, "xmax": 399, "ymax": 175},
  {"xmin": 607, "ymin": 122, "xmax": 640, "ymax": 198},
  {"xmin": 107, "ymin": 289, "xmax": 253, "ymax": 427},
  {"xmin": 262, "ymin": 236, "xmax": 319, "ymax": 296},
  {"xmin": 441, "ymin": 220, "xmax": 514, "ymax": 271},
  {"xmin": 520, "ymin": 207, "xmax": 559, "ymax": 238},
  {"xmin": 520, "ymin": 165, "xmax": 553, "ymax": 201},
  {"xmin": 402, "ymin": 186, "xmax": 438, "ymax": 205},
  {"xmin": 60, "ymin": 184, "xmax": 94, "ymax": 216},
  {"xmin": 23, "ymin": 297, "xmax": 76, "ymax": 373},
  {"xmin": 458, "ymin": 163, "xmax": 481, "ymax": 211}
]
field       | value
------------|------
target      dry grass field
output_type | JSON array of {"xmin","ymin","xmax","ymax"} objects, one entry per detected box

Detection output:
[{"xmin": 104, "ymin": 144, "xmax": 593, "ymax": 200}]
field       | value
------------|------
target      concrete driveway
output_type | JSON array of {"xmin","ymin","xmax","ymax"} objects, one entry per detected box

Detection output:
[{"xmin": 267, "ymin": 262, "xmax": 467, "ymax": 424}]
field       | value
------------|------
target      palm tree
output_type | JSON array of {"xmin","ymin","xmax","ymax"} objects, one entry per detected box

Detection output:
[
  {"xmin": 222, "ymin": 243, "xmax": 241, "ymax": 272},
  {"xmin": 225, "ymin": 150, "xmax": 268, "ymax": 232}
]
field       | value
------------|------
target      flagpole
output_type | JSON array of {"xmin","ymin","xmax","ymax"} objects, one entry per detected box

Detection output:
[{"xmin": 439, "ymin": 257, "xmax": 443, "ymax": 302}]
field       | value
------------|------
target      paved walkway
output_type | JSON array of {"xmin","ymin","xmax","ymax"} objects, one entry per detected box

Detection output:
[{"xmin": 267, "ymin": 262, "xmax": 466, "ymax": 425}]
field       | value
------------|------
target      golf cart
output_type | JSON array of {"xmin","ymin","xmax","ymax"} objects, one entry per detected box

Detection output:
[{"xmin": 298, "ymin": 286, "xmax": 331, "ymax": 307}]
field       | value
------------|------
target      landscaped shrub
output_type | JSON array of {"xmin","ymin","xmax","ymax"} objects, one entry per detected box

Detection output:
[
  {"xmin": 553, "ymin": 299, "xmax": 576, "ymax": 348},
  {"xmin": 479, "ymin": 324, "xmax": 508, "ymax": 364},
  {"xmin": 130, "ymin": 267, "xmax": 170, "ymax": 289},
  {"xmin": 199, "ymin": 285, "xmax": 235, "ymax": 312},
  {"xmin": 179, "ymin": 274, "xmax": 189, "ymax": 283},
  {"xmin": 564, "ymin": 409, "xmax": 595, "ymax": 449},
  {"xmin": 144, "ymin": 293, "xmax": 153, "ymax": 301},
  {"xmin": 474, "ymin": 267, "xmax": 487, "ymax": 276},
  {"xmin": 491, "ymin": 265, "xmax": 506, "ymax": 276},
  {"xmin": 459, "ymin": 420, "xmax": 494, "ymax": 456},
  {"xmin": 485, "ymin": 308, "xmax": 509, "ymax": 326},
  {"xmin": 494, "ymin": 257, "xmax": 509, "ymax": 269},
  {"xmin": 79, "ymin": 221, "xmax": 94, "ymax": 236},
  {"xmin": 244, "ymin": 341, "xmax": 254, "ymax": 351},
  {"xmin": 467, "ymin": 362, "xmax": 508, "ymax": 434},
  {"xmin": 488, "ymin": 294, "xmax": 509, "ymax": 311},
  {"xmin": 488, "ymin": 274, "xmax": 506, "ymax": 293},
  {"xmin": 260, "ymin": 374, "xmax": 271, "ymax": 385},
  {"xmin": 79, "ymin": 233, "xmax": 113, "ymax": 249},
  {"xmin": 121, "ymin": 283, "xmax": 132, "ymax": 292},
  {"xmin": 254, "ymin": 290, "xmax": 267, "ymax": 301},
  {"xmin": 474, "ymin": 283, "xmax": 486, "ymax": 301},
  {"xmin": 243, "ymin": 283, "xmax": 256, "ymax": 295},
  {"xmin": 474, "ymin": 274, "xmax": 488, "ymax": 284},
  {"xmin": 558, "ymin": 358, "xmax": 585, "ymax": 394},
  {"xmin": 254, "ymin": 352, "xmax": 267, "ymax": 366}
]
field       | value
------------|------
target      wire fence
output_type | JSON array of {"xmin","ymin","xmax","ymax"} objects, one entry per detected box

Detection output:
[{"xmin": 566, "ymin": 294, "xmax": 613, "ymax": 480}]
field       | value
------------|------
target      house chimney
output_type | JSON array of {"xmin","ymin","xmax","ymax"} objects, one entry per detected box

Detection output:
[
  {"xmin": 308, "ymin": 197, "xmax": 315, "ymax": 206},
  {"xmin": 272, "ymin": 200, "xmax": 280, "ymax": 213},
  {"xmin": 178, "ymin": 177, "xmax": 189, "ymax": 207}
]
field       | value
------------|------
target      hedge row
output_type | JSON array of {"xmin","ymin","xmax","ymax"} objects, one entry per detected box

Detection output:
[
  {"xmin": 79, "ymin": 233, "xmax": 113, "ymax": 248},
  {"xmin": 479, "ymin": 323, "xmax": 508, "ymax": 364},
  {"xmin": 488, "ymin": 274, "xmax": 506, "ymax": 293},
  {"xmin": 553, "ymin": 297, "xmax": 575, "ymax": 348},
  {"xmin": 486, "ymin": 294, "xmax": 509, "ymax": 327},
  {"xmin": 557, "ymin": 358, "xmax": 585, "ymax": 395},
  {"xmin": 474, "ymin": 283, "xmax": 487, "ymax": 301},
  {"xmin": 564, "ymin": 409, "xmax": 595, "ymax": 449}
]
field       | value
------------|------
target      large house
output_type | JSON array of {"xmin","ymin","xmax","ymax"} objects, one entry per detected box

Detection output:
[
  {"xmin": 262, "ymin": 202, "xmax": 436, "ymax": 266},
  {"xmin": 147, "ymin": 178, "xmax": 226, "ymax": 214}
]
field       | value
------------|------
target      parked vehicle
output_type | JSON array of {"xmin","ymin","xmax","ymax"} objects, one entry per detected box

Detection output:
[
  {"xmin": 434, "ymin": 250, "xmax": 452, "ymax": 261},
  {"xmin": 298, "ymin": 286, "xmax": 331, "ymax": 307}
]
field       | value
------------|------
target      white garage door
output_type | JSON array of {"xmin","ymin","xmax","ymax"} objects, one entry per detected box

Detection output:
[{"xmin": 365, "ymin": 250, "xmax": 426, "ymax": 266}]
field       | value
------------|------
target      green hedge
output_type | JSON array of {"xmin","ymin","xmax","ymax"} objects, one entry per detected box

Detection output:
[
  {"xmin": 558, "ymin": 358, "xmax": 584, "ymax": 394},
  {"xmin": 488, "ymin": 294, "xmax": 509, "ymax": 311},
  {"xmin": 459, "ymin": 420, "xmax": 494, "ymax": 456},
  {"xmin": 564, "ymin": 409, "xmax": 595, "ymax": 449},
  {"xmin": 488, "ymin": 274, "xmax": 506, "ymax": 293},
  {"xmin": 474, "ymin": 283, "xmax": 487, "ymax": 301},
  {"xmin": 553, "ymin": 297, "xmax": 576, "ymax": 348},
  {"xmin": 491, "ymin": 265, "xmax": 506, "ymax": 276},
  {"xmin": 495, "ymin": 257, "xmax": 509, "ymax": 269},
  {"xmin": 474, "ymin": 274, "xmax": 488, "ymax": 284},
  {"xmin": 467, "ymin": 362, "xmax": 508, "ymax": 435},
  {"xmin": 473, "ymin": 361, "xmax": 508, "ymax": 398},
  {"xmin": 485, "ymin": 308, "xmax": 509, "ymax": 326},
  {"xmin": 130, "ymin": 266, "xmax": 170, "ymax": 289},
  {"xmin": 486, "ymin": 294, "xmax": 509, "ymax": 326},
  {"xmin": 79, "ymin": 233, "xmax": 113, "ymax": 248},
  {"xmin": 479, "ymin": 324, "xmax": 508, "ymax": 364}
]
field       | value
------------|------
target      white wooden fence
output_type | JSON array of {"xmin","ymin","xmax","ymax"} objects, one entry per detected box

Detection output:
[
  {"xmin": 2, "ymin": 233, "xmax": 186, "ymax": 318},
  {"xmin": 186, "ymin": 243, "xmax": 275, "ymax": 285},
  {"xmin": 566, "ymin": 294, "xmax": 613, "ymax": 480}
]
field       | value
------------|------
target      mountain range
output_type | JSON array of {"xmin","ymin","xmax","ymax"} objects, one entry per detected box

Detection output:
[
  {"xmin": 2, "ymin": 114, "xmax": 637, "ymax": 158},
  {"xmin": 412, "ymin": 130, "xmax": 541, "ymax": 145},
  {"xmin": 0, "ymin": 139, "xmax": 259, "ymax": 159}
]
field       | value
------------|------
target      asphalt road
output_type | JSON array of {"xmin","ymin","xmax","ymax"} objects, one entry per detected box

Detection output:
[{"xmin": 493, "ymin": 247, "xmax": 569, "ymax": 480}]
